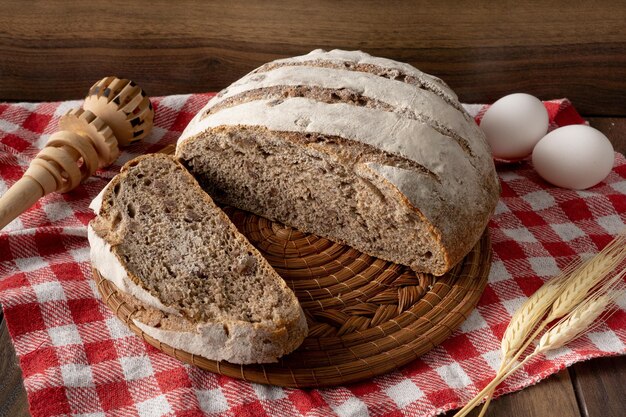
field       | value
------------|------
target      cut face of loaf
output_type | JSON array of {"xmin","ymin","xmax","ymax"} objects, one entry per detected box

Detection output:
[
  {"xmin": 88, "ymin": 154, "xmax": 307, "ymax": 364},
  {"xmin": 177, "ymin": 49, "xmax": 500, "ymax": 275}
]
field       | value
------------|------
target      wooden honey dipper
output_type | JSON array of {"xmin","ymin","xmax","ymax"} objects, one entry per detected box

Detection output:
[{"xmin": 0, "ymin": 76, "xmax": 154, "ymax": 230}]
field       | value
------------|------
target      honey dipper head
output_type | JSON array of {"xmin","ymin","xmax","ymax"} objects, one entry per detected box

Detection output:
[{"xmin": 83, "ymin": 76, "xmax": 154, "ymax": 147}]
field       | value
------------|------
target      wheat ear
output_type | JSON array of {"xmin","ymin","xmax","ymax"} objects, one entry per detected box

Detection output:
[
  {"xmin": 476, "ymin": 238, "xmax": 626, "ymax": 417},
  {"xmin": 456, "ymin": 230, "xmax": 626, "ymax": 417},
  {"xmin": 538, "ymin": 296, "xmax": 613, "ymax": 352},
  {"xmin": 538, "ymin": 270, "xmax": 625, "ymax": 354},
  {"xmin": 457, "ymin": 268, "xmax": 625, "ymax": 417},
  {"xmin": 472, "ymin": 265, "xmax": 574, "ymax": 417},
  {"xmin": 547, "ymin": 232, "xmax": 626, "ymax": 322},
  {"xmin": 509, "ymin": 289, "xmax": 621, "ymax": 377},
  {"xmin": 476, "ymin": 264, "xmax": 626, "ymax": 417},
  {"xmin": 454, "ymin": 290, "xmax": 558, "ymax": 417},
  {"xmin": 457, "ymin": 290, "xmax": 622, "ymax": 417},
  {"xmin": 500, "ymin": 272, "xmax": 570, "ymax": 361}
]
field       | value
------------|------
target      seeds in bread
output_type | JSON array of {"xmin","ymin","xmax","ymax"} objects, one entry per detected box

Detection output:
[{"xmin": 89, "ymin": 154, "xmax": 307, "ymax": 364}]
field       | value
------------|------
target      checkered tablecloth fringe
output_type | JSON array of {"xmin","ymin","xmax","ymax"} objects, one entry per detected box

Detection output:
[{"xmin": 0, "ymin": 95, "xmax": 624, "ymax": 417}]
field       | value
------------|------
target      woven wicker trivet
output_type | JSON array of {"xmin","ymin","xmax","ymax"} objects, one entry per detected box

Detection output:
[{"xmin": 95, "ymin": 208, "xmax": 491, "ymax": 387}]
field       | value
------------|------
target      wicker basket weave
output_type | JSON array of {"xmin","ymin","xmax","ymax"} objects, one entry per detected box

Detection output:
[{"xmin": 95, "ymin": 208, "xmax": 491, "ymax": 387}]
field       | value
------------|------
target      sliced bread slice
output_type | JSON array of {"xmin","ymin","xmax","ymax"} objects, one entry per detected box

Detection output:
[{"xmin": 88, "ymin": 153, "xmax": 307, "ymax": 364}]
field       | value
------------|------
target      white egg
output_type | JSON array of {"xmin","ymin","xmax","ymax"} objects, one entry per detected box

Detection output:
[
  {"xmin": 480, "ymin": 93, "xmax": 549, "ymax": 160},
  {"xmin": 532, "ymin": 125, "xmax": 614, "ymax": 190}
]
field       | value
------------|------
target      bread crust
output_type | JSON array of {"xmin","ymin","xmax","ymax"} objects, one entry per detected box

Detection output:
[
  {"xmin": 178, "ymin": 122, "xmax": 496, "ymax": 275},
  {"xmin": 176, "ymin": 50, "xmax": 500, "ymax": 275},
  {"xmin": 103, "ymin": 271, "xmax": 307, "ymax": 364},
  {"xmin": 90, "ymin": 154, "xmax": 307, "ymax": 364}
]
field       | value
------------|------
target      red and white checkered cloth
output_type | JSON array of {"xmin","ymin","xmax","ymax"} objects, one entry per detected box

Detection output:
[{"xmin": 1, "ymin": 95, "xmax": 624, "ymax": 417}]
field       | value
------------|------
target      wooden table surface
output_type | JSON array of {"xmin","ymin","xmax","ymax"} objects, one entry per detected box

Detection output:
[{"xmin": 0, "ymin": 1, "xmax": 625, "ymax": 416}]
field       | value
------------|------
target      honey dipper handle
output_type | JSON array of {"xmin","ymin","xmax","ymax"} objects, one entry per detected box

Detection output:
[
  {"xmin": 0, "ymin": 177, "xmax": 45, "ymax": 230},
  {"xmin": 0, "ymin": 76, "xmax": 153, "ymax": 232}
]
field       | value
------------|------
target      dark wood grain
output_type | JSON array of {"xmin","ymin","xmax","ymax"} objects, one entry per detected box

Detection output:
[
  {"xmin": 457, "ymin": 370, "xmax": 581, "ymax": 417},
  {"xmin": 570, "ymin": 357, "xmax": 626, "ymax": 417},
  {"xmin": 1, "ymin": 1, "xmax": 626, "ymax": 115}
]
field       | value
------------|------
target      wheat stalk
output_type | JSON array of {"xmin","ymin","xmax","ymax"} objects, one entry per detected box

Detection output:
[
  {"xmin": 547, "ymin": 234, "xmax": 626, "ymax": 322},
  {"xmin": 499, "ymin": 247, "xmax": 598, "ymax": 363},
  {"xmin": 537, "ymin": 294, "xmax": 613, "ymax": 352},
  {"xmin": 510, "ymin": 288, "xmax": 622, "ymax": 377},
  {"xmin": 455, "ymin": 230, "xmax": 626, "ymax": 417},
  {"xmin": 473, "ymin": 262, "xmax": 575, "ymax": 417},
  {"xmin": 500, "ymin": 273, "xmax": 569, "ymax": 361},
  {"xmin": 475, "ymin": 264, "xmax": 626, "ymax": 417},
  {"xmin": 456, "ymin": 282, "xmax": 623, "ymax": 417}
]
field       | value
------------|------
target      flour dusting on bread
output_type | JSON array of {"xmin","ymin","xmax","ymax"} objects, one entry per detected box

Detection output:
[{"xmin": 177, "ymin": 49, "xmax": 499, "ymax": 275}]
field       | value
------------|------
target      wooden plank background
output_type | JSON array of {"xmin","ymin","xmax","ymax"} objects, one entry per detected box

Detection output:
[{"xmin": 0, "ymin": 1, "xmax": 625, "ymax": 116}]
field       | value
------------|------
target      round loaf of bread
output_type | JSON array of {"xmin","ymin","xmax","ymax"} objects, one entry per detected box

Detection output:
[{"xmin": 177, "ymin": 49, "xmax": 500, "ymax": 275}]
